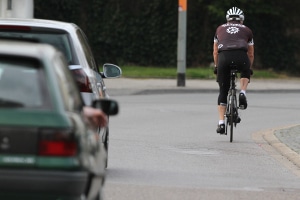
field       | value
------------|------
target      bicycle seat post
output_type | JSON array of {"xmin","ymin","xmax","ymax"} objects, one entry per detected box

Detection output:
[{"xmin": 229, "ymin": 64, "xmax": 238, "ymax": 95}]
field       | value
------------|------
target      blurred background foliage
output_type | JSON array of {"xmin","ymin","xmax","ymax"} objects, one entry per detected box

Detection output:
[{"xmin": 34, "ymin": 0, "xmax": 300, "ymax": 75}]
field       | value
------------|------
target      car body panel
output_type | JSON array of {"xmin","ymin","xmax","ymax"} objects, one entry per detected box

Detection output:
[
  {"xmin": 0, "ymin": 169, "xmax": 88, "ymax": 196},
  {"xmin": 0, "ymin": 110, "xmax": 70, "ymax": 127}
]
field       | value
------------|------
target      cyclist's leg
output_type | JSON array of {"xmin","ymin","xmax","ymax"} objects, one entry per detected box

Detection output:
[
  {"xmin": 240, "ymin": 78, "xmax": 249, "ymax": 91},
  {"xmin": 216, "ymin": 52, "xmax": 230, "ymax": 133},
  {"xmin": 217, "ymin": 81, "xmax": 230, "ymax": 122},
  {"xmin": 216, "ymin": 81, "xmax": 230, "ymax": 133},
  {"xmin": 236, "ymin": 51, "xmax": 251, "ymax": 109},
  {"xmin": 236, "ymin": 52, "xmax": 250, "ymax": 85}
]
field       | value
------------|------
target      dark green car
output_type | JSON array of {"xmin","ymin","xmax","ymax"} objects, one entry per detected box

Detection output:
[{"xmin": 0, "ymin": 40, "xmax": 118, "ymax": 200}]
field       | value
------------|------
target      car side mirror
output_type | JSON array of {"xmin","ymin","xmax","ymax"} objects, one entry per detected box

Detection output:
[
  {"xmin": 103, "ymin": 63, "xmax": 122, "ymax": 78},
  {"xmin": 92, "ymin": 99, "xmax": 119, "ymax": 116}
]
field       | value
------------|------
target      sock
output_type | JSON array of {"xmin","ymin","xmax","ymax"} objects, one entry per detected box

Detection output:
[
  {"xmin": 240, "ymin": 90, "xmax": 246, "ymax": 95},
  {"xmin": 219, "ymin": 120, "xmax": 225, "ymax": 125}
]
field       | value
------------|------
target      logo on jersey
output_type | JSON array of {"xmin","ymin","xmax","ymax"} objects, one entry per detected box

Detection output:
[{"xmin": 227, "ymin": 27, "xmax": 239, "ymax": 34}]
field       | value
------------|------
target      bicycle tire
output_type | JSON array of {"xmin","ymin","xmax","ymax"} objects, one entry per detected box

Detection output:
[
  {"xmin": 225, "ymin": 92, "xmax": 232, "ymax": 137},
  {"xmin": 229, "ymin": 93, "xmax": 234, "ymax": 142},
  {"xmin": 233, "ymin": 94, "xmax": 238, "ymax": 127}
]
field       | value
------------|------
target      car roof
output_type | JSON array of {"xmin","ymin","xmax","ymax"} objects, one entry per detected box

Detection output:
[
  {"xmin": 0, "ymin": 18, "xmax": 78, "ymax": 32},
  {"xmin": 0, "ymin": 39, "xmax": 58, "ymax": 61}
]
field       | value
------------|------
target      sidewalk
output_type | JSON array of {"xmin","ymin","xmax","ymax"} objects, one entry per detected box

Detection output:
[
  {"xmin": 105, "ymin": 78, "xmax": 300, "ymax": 170},
  {"xmin": 105, "ymin": 78, "xmax": 300, "ymax": 96}
]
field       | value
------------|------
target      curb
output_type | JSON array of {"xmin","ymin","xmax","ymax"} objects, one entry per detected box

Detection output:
[
  {"xmin": 252, "ymin": 125, "xmax": 300, "ymax": 177},
  {"xmin": 108, "ymin": 88, "xmax": 300, "ymax": 96}
]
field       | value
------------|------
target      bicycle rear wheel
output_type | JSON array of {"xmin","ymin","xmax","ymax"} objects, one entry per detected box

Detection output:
[
  {"xmin": 225, "ymin": 93, "xmax": 233, "ymax": 139},
  {"xmin": 229, "ymin": 94, "xmax": 234, "ymax": 142}
]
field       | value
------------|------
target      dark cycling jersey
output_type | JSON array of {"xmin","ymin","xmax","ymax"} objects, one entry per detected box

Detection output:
[{"xmin": 214, "ymin": 22, "xmax": 254, "ymax": 52}]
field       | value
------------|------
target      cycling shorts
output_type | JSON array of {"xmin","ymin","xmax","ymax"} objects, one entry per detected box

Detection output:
[
  {"xmin": 217, "ymin": 50, "xmax": 251, "ymax": 105},
  {"xmin": 217, "ymin": 50, "xmax": 251, "ymax": 83}
]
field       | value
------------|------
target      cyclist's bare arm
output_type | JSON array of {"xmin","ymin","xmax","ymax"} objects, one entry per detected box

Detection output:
[
  {"xmin": 213, "ymin": 42, "xmax": 218, "ymax": 66},
  {"xmin": 247, "ymin": 45, "xmax": 254, "ymax": 68}
]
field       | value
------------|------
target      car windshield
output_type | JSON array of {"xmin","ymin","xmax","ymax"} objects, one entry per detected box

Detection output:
[
  {"xmin": 0, "ymin": 31, "xmax": 74, "ymax": 65},
  {"xmin": 0, "ymin": 57, "xmax": 51, "ymax": 109}
]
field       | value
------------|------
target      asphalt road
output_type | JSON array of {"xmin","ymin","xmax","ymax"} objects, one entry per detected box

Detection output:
[{"xmin": 103, "ymin": 91, "xmax": 300, "ymax": 200}]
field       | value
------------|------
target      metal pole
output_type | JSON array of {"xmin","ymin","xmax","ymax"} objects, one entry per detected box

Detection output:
[
  {"xmin": 12, "ymin": 0, "xmax": 33, "ymax": 18},
  {"xmin": 177, "ymin": 0, "xmax": 187, "ymax": 87}
]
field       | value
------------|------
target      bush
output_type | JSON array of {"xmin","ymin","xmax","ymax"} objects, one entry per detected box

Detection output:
[{"xmin": 34, "ymin": 0, "xmax": 300, "ymax": 75}]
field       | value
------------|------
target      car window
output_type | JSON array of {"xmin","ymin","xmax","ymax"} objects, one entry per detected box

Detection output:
[
  {"xmin": 76, "ymin": 29, "xmax": 98, "ymax": 71},
  {"xmin": 52, "ymin": 54, "xmax": 83, "ymax": 112},
  {"xmin": 0, "ymin": 56, "xmax": 51, "ymax": 109},
  {"xmin": 0, "ymin": 30, "xmax": 76, "ymax": 65}
]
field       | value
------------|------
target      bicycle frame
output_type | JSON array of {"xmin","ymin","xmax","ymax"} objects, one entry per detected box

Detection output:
[{"xmin": 225, "ymin": 68, "xmax": 239, "ymax": 142}]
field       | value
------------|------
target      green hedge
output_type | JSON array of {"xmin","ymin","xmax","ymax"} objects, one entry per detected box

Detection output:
[{"xmin": 34, "ymin": 0, "xmax": 300, "ymax": 75}]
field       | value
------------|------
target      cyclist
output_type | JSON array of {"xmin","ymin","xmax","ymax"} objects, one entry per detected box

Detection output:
[
  {"xmin": 83, "ymin": 106, "xmax": 108, "ymax": 128},
  {"xmin": 213, "ymin": 7, "xmax": 254, "ymax": 134}
]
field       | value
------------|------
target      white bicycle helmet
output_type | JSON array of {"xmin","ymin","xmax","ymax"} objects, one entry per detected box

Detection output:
[{"xmin": 226, "ymin": 7, "xmax": 244, "ymax": 21}]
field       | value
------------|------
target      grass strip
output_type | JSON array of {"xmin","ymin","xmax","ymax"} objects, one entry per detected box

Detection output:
[{"xmin": 120, "ymin": 66, "xmax": 288, "ymax": 79}]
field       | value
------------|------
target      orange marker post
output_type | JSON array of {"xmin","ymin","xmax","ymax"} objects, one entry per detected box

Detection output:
[
  {"xmin": 177, "ymin": 0, "xmax": 187, "ymax": 87},
  {"xmin": 179, "ymin": 0, "xmax": 187, "ymax": 11}
]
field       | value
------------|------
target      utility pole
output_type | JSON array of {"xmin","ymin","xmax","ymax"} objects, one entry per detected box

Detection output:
[
  {"xmin": 177, "ymin": 0, "xmax": 187, "ymax": 87},
  {"xmin": 13, "ymin": 0, "xmax": 33, "ymax": 18},
  {"xmin": 0, "ymin": 0, "xmax": 33, "ymax": 18}
]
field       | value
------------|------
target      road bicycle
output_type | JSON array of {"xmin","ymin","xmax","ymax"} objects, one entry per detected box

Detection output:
[{"xmin": 225, "ymin": 65, "xmax": 241, "ymax": 142}]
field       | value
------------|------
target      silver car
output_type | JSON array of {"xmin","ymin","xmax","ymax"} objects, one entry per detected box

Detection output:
[{"xmin": 0, "ymin": 18, "xmax": 121, "ymax": 167}]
